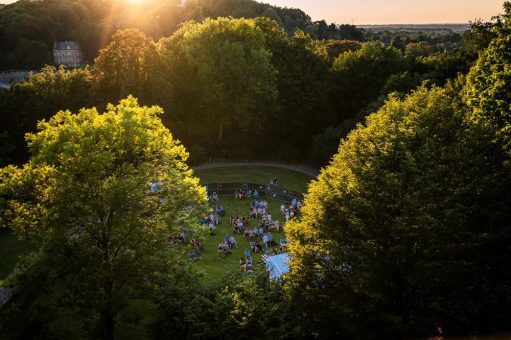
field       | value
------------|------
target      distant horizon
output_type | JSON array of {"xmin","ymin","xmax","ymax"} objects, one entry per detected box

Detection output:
[
  {"xmin": 0, "ymin": 0, "xmax": 503, "ymax": 25},
  {"xmin": 264, "ymin": 0, "xmax": 502, "ymax": 25},
  {"xmin": 356, "ymin": 23, "xmax": 471, "ymax": 26}
]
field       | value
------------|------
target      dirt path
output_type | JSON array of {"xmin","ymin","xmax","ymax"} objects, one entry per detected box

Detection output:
[{"xmin": 192, "ymin": 162, "xmax": 320, "ymax": 177}]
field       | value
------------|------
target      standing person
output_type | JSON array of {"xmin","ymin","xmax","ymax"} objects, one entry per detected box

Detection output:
[{"xmin": 274, "ymin": 178, "xmax": 278, "ymax": 186}]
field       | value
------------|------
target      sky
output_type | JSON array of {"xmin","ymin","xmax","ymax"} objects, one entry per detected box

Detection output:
[
  {"xmin": 264, "ymin": 0, "xmax": 504, "ymax": 24},
  {"xmin": 0, "ymin": 0, "xmax": 505, "ymax": 25}
]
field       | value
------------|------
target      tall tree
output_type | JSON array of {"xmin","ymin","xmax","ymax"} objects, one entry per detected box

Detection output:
[
  {"xmin": 332, "ymin": 42, "xmax": 406, "ymax": 120},
  {"xmin": 0, "ymin": 97, "xmax": 206, "ymax": 339},
  {"xmin": 255, "ymin": 25, "xmax": 334, "ymax": 156},
  {"xmin": 159, "ymin": 17, "xmax": 277, "ymax": 144},
  {"xmin": 464, "ymin": 1, "xmax": 511, "ymax": 155},
  {"xmin": 285, "ymin": 86, "xmax": 511, "ymax": 338},
  {"xmin": 92, "ymin": 28, "xmax": 165, "ymax": 106}
]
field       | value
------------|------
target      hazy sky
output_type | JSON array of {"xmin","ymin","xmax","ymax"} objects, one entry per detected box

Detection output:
[
  {"xmin": 264, "ymin": 0, "xmax": 503, "ymax": 24},
  {"xmin": 0, "ymin": 0, "xmax": 504, "ymax": 24}
]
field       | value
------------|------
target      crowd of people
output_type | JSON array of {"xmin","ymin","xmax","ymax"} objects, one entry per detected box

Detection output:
[{"xmin": 187, "ymin": 183, "xmax": 303, "ymax": 272}]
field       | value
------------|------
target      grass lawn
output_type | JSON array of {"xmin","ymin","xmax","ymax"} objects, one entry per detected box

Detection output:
[
  {"xmin": 191, "ymin": 166, "xmax": 312, "ymax": 282},
  {"xmin": 0, "ymin": 166, "xmax": 311, "ymax": 282},
  {"xmin": 192, "ymin": 197, "xmax": 288, "ymax": 283},
  {"xmin": 0, "ymin": 230, "xmax": 34, "ymax": 280},
  {"xmin": 193, "ymin": 166, "xmax": 313, "ymax": 193}
]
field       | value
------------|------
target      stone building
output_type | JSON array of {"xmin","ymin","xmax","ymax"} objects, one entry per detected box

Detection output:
[{"xmin": 53, "ymin": 41, "xmax": 83, "ymax": 68}]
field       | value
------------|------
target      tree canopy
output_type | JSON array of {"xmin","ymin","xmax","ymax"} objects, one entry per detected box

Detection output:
[
  {"xmin": 92, "ymin": 29, "xmax": 164, "ymax": 106},
  {"xmin": 0, "ymin": 97, "xmax": 207, "ymax": 339},
  {"xmin": 159, "ymin": 17, "xmax": 277, "ymax": 145},
  {"xmin": 285, "ymin": 86, "xmax": 511, "ymax": 338},
  {"xmin": 465, "ymin": 2, "xmax": 511, "ymax": 154}
]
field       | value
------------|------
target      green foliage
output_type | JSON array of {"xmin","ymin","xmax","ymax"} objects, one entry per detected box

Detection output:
[
  {"xmin": 0, "ymin": 97, "xmax": 207, "ymax": 339},
  {"xmin": 286, "ymin": 86, "xmax": 511, "ymax": 338},
  {"xmin": 8, "ymin": 39, "xmax": 53, "ymax": 69},
  {"xmin": 254, "ymin": 25, "xmax": 335, "ymax": 154},
  {"xmin": 159, "ymin": 17, "xmax": 277, "ymax": 143},
  {"xmin": 463, "ymin": 19, "xmax": 500, "ymax": 57},
  {"xmin": 405, "ymin": 41, "xmax": 435, "ymax": 57},
  {"xmin": 92, "ymin": 28, "xmax": 167, "ymax": 106},
  {"xmin": 261, "ymin": 7, "xmax": 281, "ymax": 25},
  {"xmin": 0, "ymin": 65, "xmax": 93, "ymax": 163},
  {"xmin": 0, "ymin": 0, "xmax": 95, "ymax": 68},
  {"xmin": 0, "ymin": 0, "xmax": 362, "ymax": 70},
  {"xmin": 333, "ymin": 42, "xmax": 406, "ymax": 120},
  {"xmin": 418, "ymin": 51, "xmax": 472, "ymax": 85},
  {"xmin": 313, "ymin": 39, "xmax": 362, "ymax": 64},
  {"xmin": 464, "ymin": 2, "xmax": 511, "ymax": 154},
  {"xmin": 152, "ymin": 272, "xmax": 298, "ymax": 339}
]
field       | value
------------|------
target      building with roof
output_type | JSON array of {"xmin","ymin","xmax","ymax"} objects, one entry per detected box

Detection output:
[{"xmin": 53, "ymin": 41, "xmax": 83, "ymax": 68}]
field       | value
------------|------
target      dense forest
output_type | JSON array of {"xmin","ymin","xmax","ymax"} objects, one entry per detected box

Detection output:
[
  {"xmin": 0, "ymin": 0, "xmax": 489, "ymax": 167},
  {"xmin": 1, "ymin": 0, "xmax": 511, "ymax": 339}
]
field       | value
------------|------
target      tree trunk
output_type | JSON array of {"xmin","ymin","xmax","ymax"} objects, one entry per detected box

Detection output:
[
  {"xmin": 101, "ymin": 300, "xmax": 114, "ymax": 340},
  {"xmin": 101, "ymin": 234, "xmax": 114, "ymax": 340},
  {"xmin": 101, "ymin": 282, "xmax": 114, "ymax": 340},
  {"xmin": 218, "ymin": 121, "xmax": 224, "ymax": 141}
]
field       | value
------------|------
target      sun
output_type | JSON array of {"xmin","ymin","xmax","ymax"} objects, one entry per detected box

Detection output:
[{"xmin": 128, "ymin": 0, "xmax": 145, "ymax": 5}]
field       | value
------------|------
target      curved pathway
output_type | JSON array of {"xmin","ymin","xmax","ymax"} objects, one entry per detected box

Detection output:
[{"xmin": 192, "ymin": 162, "xmax": 320, "ymax": 177}]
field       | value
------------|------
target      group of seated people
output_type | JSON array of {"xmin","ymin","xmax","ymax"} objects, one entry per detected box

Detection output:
[
  {"xmin": 280, "ymin": 198, "xmax": 302, "ymax": 222},
  {"xmin": 230, "ymin": 215, "xmax": 250, "ymax": 234},
  {"xmin": 234, "ymin": 188, "xmax": 261, "ymax": 199},
  {"xmin": 218, "ymin": 240, "xmax": 232, "ymax": 258},
  {"xmin": 234, "ymin": 189, "xmax": 246, "ymax": 200},
  {"xmin": 239, "ymin": 254, "xmax": 254, "ymax": 272},
  {"xmin": 198, "ymin": 192, "xmax": 297, "ymax": 268},
  {"xmin": 249, "ymin": 239, "xmax": 263, "ymax": 253},
  {"xmin": 247, "ymin": 229, "xmax": 276, "ymax": 249},
  {"xmin": 249, "ymin": 198, "xmax": 269, "ymax": 217},
  {"xmin": 200, "ymin": 212, "xmax": 221, "ymax": 235},
  {"xmin": 218, "ymin": 235, "xmax": 237, "ymax": 257}
]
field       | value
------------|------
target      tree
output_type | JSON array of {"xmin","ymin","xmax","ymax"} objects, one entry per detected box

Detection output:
[
  {"xmin": 261, "ymin": 7, "xmax": 281, "ymax": 25},
  {"xmin": 285, "ymin": 86, "xmax": 511, "ymax": 338},
  {"xmin": 92, "ymin": 28, "xmax": 165, "ymax": 106},
  {"xmin": 313, "ymin": 39, "xmax": 362, "ymax": 64},
  {"xmin": 464, "ymin": 1, "xmax": 511, "ymax": 155},
  {"xmin": 153, "ymin": 272, "xmax": 299, "ymax": 339},
  {"xmin": 0, "ymin": 97, "xmax": 207, "ymax": 339},
  {"xmin": 159, "ymin": 17, "xmax": 277, "ymax": 144},
  {"xmin": 405, "ymin": 41, "xmax": 435, "ymax": 57},
  {"xmin": 0, "ymin": 65, "xmax": 93, "ymax": 164},
  {"xmin": 418, "ymin": 51, "xmax": 471, "ymax": 86},
  {"xmin": 463, "ymin": 19, "xmax": 499, "ymax": 57},
  {"xmin": 257, "ymin": 28, "xmax": 334, "ymax": 155},
  {"xmin": 8, "ymin": 39, "xmax": 53, "ymax": 69},
  {"xmin": 332, "ymin": 42, "xmax": 406, "ymax": 120}
]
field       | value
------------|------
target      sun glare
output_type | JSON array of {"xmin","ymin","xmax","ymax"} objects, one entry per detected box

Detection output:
[{"xmin": 129, "ymin": 0, "xmax": 145, "ymax": 5}]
